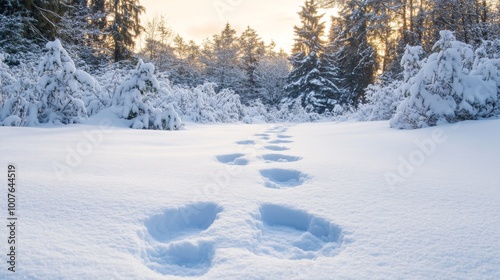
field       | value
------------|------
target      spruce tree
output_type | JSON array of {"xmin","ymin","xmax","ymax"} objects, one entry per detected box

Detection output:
[
  {"xmin": 239, "ymin": 26, "xmax": 265, "ymax": 102},
  {"xmin": 331, "ymin": 1, "xmax": 377, "ymax": 106},
  {"xmin": 284, "ymin": 0, "xmax": 339, "ymax": 113},
  {"xmin": 201, "ymin": 23, "xmax": 244, "ymax": 93},
  {"xmin": 108, "ymin": 0, "xmax": 145, "ymax": 62}
]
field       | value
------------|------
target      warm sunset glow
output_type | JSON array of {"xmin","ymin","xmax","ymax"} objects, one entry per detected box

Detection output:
[{"xmin": 140, "ymin": 0, "xmax": 338, "ymax": 52}]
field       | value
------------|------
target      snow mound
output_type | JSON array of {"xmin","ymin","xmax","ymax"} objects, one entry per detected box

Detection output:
[
  {"xmin": 256, "ymin": 204, "xmax": 343, "ymax": 259},
  {"xmin": 260, "ymin": 168, "xmax": 308, "ymax": 188}
]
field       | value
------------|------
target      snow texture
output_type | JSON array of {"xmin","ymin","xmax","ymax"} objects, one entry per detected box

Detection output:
[{"xmin": 0, "ymin": 120, "xmax": 499, "ymax": 278}]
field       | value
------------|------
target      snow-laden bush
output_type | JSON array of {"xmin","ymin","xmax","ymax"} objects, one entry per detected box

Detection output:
[
  {"xmin": 355, "ymin": 46, "xmax": 424, "ymax": 122},
  {"xmin": 165, "ymin": 82, "xmax": 245, "ymax": 123},
  {"xmin": 0, "ymin": 54, "xmax": 39, "ymax": 126},
  {"xmin": 37, "ymin": 39, "xmax": 99, "ymax": 124},
  {"xmin": 391, "ymin": 31, "xmax": 498, "ymax": 129},
  {"xmin": 112, "ymin": 59, "xmax": 183, "ymax": 130},
  {"xmin": 472, "ymin": 40, "xmax": 500, "ymax": 110},
  {"xmin": 276, "ymin": 99, "xmax": 321, "ymax": 122},
  {"xmin": 242, "ymin": 99, "xmax": 272, "ymax": 123},
  {"xmin": 355, "ymin": 81, "xmax": 404, "ymax": 121}
]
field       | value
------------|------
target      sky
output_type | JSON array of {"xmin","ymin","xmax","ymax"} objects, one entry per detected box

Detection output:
[{"xmin": 140, "ymin": 0, "xmax": 336, "ymax": 53}]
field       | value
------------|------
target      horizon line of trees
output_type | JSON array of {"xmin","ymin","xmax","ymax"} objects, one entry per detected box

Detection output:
[{"xmin": 1, "ymin": 0, "xmax": 500, "ymax": 116}]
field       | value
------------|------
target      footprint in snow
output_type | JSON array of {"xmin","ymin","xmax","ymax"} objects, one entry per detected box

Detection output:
[
  {"xmin": 261, "ymin": 154, "xmax": 302, "ymax": 163},
  {"xmin": 264, "ymin": 145, "xmax": 290, "ymax": 151},
  {"xmin": 268, "ymin": 139, "xmax": 293, "ymax": 144},
  {"xmin": 277, "ymin": 135, "xmax": 293, "ymax": 139},
  {"xmin": 143, "ymin": 202, "xmax": 222, "ymax": 276},
  {"xmin": 216, "ymin": 153, "xmax": 249, "ymax": 166},
  {"xmin": 259, "ymin": 168, "xmax": 308, "ymax": 188},
  {"xmin": 255, "ymin": 204, "xmax": 343, "ymax": 260},
  {"xmin": 236, "ymin": 140, "xmax": 255, "ymax": 145},
  {"xmin": 255, "ymin": 133, "xmax": 271, "ymax": 140}
]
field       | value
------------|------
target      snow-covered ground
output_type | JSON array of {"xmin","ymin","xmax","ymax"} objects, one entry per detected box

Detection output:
[{"xmin": 0, "ymin": 115, "xmax": 499, "ymax": 279}]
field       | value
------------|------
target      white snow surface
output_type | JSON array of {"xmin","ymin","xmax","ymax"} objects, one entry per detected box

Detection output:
[{"xmin": 0, "ymin": 117, "xmax": 499, "ymax": 279}]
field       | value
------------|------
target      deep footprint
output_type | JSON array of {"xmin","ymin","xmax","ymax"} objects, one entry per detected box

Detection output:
[
  {"xmin": 255, "ymin": 133, "xmax": 271, "ymax": 140},
  {"xmin": 146, "ymin": 240, "xmax": 214, "ymax": 276},
  {"xmin": 216, "ymin": 153, "xmax": 249, "ymax": 166},
  {"xmin": 260, "ymin": 168, "xmax": 308, "ymax": 188},
  {"xmin": 262, "ymin": 154, "xmax": 302, "ymax": 163},
  {"xmin": 277, "ymin": 135, "xmax": 293, "ymax": 139},
  {"xmin": 264, "ymin": 145, "xmax": 290, "ymax": 151},
  {"xmin": 145, "ymin": 202, "xmax": 222, "ymax": 242},
  {"xmin": 257, "ymin": 204, "xmax": 343, "ymax": 259},
  {"xmin": 236, "ymin": 140, "xmax": 255, "ymax": 145},
  {"xmin": 143, "ymin": 202, "xmax": 222, "ymax": 276},
  {"xmin": 269, "ymin": 139, "xmax": 293, "ymax": 144}
]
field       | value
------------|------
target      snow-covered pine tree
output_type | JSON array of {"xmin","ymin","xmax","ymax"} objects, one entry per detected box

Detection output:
[
  {"xmin": 37, "ymin": 39, "xmax": 97, "ymax": 124},
  {"xmin": 112, "ymin": 59, "xmax": 183, "ymax": 130},
  {"xmin": 284, "ymin": 0, "xmax": 334, "ymax": 113},
  {"xmin": 391, "ymin": 31, "xmax": 497, "ymax": 129},
  {"xmin": 321, "ymin": 16, "xmax": 346, "ymax": 107},
  {"xmin": 401, "ymin": 45, "xmax": 426, "ymax": 84},
  {"xmin": 0, "ymin": 53, "xmax": 25, "ymax": 126},
  {"xmin": 332, "ymin": 4, "xmax": 376, "ymax": 106},
  {"xmin": 471, "ymin": 39, "xmax": 500, "ymax": 115},
  {"xmin": 239, "ymin": 26, "xmax": 265, "ymax": 103},
  {"xmin": 108, "ymin": 0, "xmax": 145, "ymax": 62},
  {"xmin": 0, "ymin": 55, "xmax": 40, "ymax": 127}
]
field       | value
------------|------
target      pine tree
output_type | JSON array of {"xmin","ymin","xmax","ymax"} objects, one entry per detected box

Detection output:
[
  {"xmin": 239, "ymin": 26, "xmax": 265, "ymax": 102},
  {"xmin": 284, "ymin": 0, "xmax": 337, "ymax": 113},
  {"xmin": 321, "ymin": 16, "xmax": 347, "ymax": 106},
  {"xmin": 330, "ymin": 1, "xmax": 377, "ymax": 106},
  {"xmin": 201, "ymin": 23, "xmax": 245, "ymax": 93},
  {"xmin": 108, "ymin": 0, "xmax": 145, "ymax": 62},
  {"xmin": 37, "ymin": 39, "xmax": 94, "ymax": 124},
  {"xmin": 112, "ymin": 59, "xmax": 183, "ymax": 130}
]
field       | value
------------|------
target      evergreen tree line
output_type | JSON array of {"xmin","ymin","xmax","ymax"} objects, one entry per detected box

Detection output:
[
  {"xmin": 136, "ymin": 21, "xmax": 290, "ymax": 107},
  {"xmin": 0, "ymin": 0, "xmax": 144, "ymax": 63},
  {"xmin": 285, "ymin": 0, "xmax": 500, "ymax": 113},
  {"xmin": 1, "ymin": 0, "xmax": 500, "ymax": 122}
]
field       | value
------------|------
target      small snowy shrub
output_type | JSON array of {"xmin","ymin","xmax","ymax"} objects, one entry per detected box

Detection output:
[
  {"xmin": 167, "ymin": 82, "xmax": 245, "ymax": 123},
  {"xmin": 356, "ymin": 46, "xmax": 424, "ymax": 122},
  {"xmin": 112, "ymin": 59, "xmax": 183, "ymax": 130},
  {"xmin": 355, "ymin": 81, "xmax": 404, "ymax": 121},
  {"xmin": 276, "ymin": 99, "xmax": 320, "ymax": 122},
  {"xmin": 37, "ymin": 39, "xmax": 97, "ymax": 124},
  {"xmin": 0, "ymin": 53, "xmax": 39, "ymax": 126},
  {"xmin": 391, "ymin": 31, "xmax": 497, "ymax": 129}
]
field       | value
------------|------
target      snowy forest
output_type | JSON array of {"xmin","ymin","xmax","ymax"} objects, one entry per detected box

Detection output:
[{"xmin": 1, "ymin": 0, "xmax": 500, "ymax": 129}]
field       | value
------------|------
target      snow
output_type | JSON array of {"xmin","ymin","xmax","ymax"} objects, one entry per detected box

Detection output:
[{"xmin": 0, "ymin": 119, "xmax": 499, "ymax": 279}]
